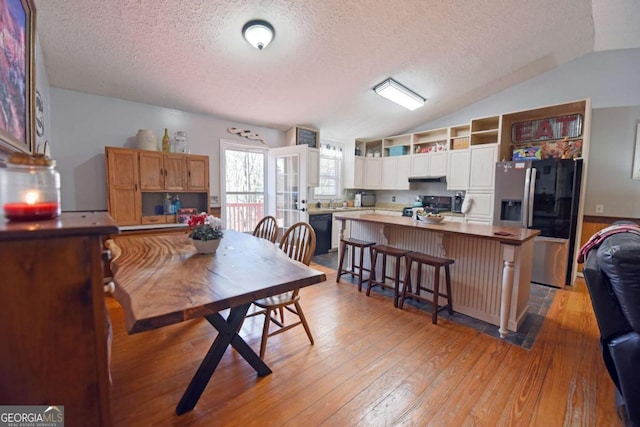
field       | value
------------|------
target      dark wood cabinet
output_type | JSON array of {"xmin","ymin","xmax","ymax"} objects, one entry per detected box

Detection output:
[{"xmin": 0, "ymin": 212, "xmax": 118, "ymax": 426}]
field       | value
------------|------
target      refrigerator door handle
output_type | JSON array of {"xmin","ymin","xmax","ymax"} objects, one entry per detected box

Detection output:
[
  {"xmin": 528, "ymin": 167, "xmax": 537, "ymax": 227},
  {"xmin": 523, "ymin": 167, "xmax": 532, "ymax": 228}
]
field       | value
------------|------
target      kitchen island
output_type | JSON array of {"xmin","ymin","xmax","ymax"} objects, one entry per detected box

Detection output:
[{"xmin": 334, "ymin": 213, "xmax": 540, "ymax": 337}]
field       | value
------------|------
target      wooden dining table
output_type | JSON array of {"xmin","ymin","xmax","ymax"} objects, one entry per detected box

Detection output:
[{"xmin": 109, "ymin": 230, "xmax": 327, "ymax": 414}]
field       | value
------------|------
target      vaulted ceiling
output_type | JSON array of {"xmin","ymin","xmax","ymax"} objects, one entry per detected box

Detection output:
[{"xmin": 34, "ymin": 0, "xmax": 640, "ymax": 142}]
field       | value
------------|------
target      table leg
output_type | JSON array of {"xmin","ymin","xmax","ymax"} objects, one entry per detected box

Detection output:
[
  {"xmin": 499, "ymin": 245, "xmax": 516, "ymax": 339},
  {"xmin": 176, "ymin": 303, "xmax": 272, "ymax": 414}
]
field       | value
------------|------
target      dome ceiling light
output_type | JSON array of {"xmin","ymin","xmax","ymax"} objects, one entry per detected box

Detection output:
[{"xmin": 242, "ymin": 20, "xmax": 275, "ymax": 50}]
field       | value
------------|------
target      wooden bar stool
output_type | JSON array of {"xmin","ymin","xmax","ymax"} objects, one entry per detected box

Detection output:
[
  {"xmin": 400, "ymin": 251, "xmax": 454, "ymax": 324},
  {"xmin": 336, "ymin": 237, "xmax": 376, "ymax": 292},
  {"xmin": 366, "ymin": 244, "xmax": 410, "ymax": 307}
]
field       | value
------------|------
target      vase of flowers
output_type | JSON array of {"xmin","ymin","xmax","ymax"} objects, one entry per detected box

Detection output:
[{"xmin": 188, "ymin": 213, "xmax": 224, "ymax": 254}]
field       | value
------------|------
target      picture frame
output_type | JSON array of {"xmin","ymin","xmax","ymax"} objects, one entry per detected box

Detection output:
[
  {"xmin": 0, "ymin": 0, "xmax": 36, "ymax": 154},
  {"xmin": 633, "ymin": 123, "xmax": 640, "ymax": 180}
]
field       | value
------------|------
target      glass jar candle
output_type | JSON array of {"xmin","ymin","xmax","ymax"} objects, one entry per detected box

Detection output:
[{"xmin": 0, "ymin": 162, "xmax": 61, "ymax": 221}]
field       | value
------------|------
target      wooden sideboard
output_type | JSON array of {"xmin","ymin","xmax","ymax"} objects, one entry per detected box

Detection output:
[{"xmin": 0, "ymin": 212, "xmax": 118, "ymax": 426}]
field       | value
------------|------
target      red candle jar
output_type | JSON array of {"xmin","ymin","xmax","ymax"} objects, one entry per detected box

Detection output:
[{"xmin": 1, "ymin": 161, "xmax": 61, "ymax": 221}]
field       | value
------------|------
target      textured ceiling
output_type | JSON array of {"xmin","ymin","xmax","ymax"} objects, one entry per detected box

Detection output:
[{"xmin": 33, "ymin": 0, "xmax": 638, "ymax": 142}]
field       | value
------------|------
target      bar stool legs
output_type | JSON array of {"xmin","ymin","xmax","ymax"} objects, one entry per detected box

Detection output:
[
  {"xmin": 400, "ymin": 251, "xmax": 454, "ymax": 324},
  {"xmin": 336, "ymin": 238, "xmax": 375, "ymax": 292},
  {"xmin": 366, "ymin": 245, "xmax": 410, "ymax": 308}
]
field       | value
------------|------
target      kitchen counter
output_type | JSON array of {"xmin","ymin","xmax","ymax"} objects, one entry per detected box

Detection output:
[{"xmin": 334, "ymin": 213, "xmax": 539, "ymax": 337}]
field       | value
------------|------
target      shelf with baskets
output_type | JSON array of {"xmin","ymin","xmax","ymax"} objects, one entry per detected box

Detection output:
[
  {"xmin": 449, "ymin": 124, "xmax": 471, "ymax": 150},
  {"xmin": 383, "ymin": 134, "xmax": 411, "ymax": 157}
]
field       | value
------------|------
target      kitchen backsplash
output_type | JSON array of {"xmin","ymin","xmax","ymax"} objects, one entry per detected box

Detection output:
[{"xmin": 342, "ymin": 182, "xmax": 461, "ymax": 206}]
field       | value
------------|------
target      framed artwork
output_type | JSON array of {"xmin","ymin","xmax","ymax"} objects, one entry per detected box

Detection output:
[
  {"xmin": 0, "ymin": 0, "xmax": 36, "ymax": 154},
  {"xmin": 633, "ymin": 123, "xmax": 640, "ymax": 180}
]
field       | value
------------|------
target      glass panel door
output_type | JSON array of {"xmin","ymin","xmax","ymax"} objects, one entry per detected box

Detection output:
[
  {"xmin": 274, "ymin": 153, "xmax": 301, "ymax": 229},
  {"xmin": 268, "ymin": 145, "xmax": 310, "ymax": 231},
  {"xmin": 222, "ymin": 146, "xmax": 266, "ymax": 232}
]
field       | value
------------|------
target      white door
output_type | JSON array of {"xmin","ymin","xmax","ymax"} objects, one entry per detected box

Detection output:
[{"xmin": 268, "ymin": 146, "xmax": 309, "ymax": 230}]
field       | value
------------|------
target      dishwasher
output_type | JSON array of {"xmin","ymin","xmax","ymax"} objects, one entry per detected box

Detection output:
[{"xmin": 309, "ymin": 213, "xmax": 332, "ymax": 255}]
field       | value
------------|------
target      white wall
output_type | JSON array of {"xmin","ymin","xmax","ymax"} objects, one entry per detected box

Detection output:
[
  {"xmin": 49, "ymin": 88, "xmax": 285, "ymax": 211},
  {"xmin": 410, "ymin": 48, "xmax": 640, "ymax": 218}
]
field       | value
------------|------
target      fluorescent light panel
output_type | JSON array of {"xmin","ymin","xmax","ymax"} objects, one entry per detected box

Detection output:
[{"xmin": 373, "ymin": 78, "xmax": 425, "ymax": 111}]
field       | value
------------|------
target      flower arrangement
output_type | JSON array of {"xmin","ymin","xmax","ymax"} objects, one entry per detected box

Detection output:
[{"xmin": 188, "ymin": 213, "xmax": 224, "ymax": 241}]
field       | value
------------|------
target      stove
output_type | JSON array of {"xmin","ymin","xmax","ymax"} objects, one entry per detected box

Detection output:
[{"xmin": 401, "ymin": 195, "xmax": 452, "ymax": 217}]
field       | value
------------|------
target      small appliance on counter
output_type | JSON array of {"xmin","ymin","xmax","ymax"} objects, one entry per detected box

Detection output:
[
  {"xmin": 453, "ymin": 192, "xmax": 465, "ymax": 213},
  {"xmin": 355, "ymin": 192, "xmax": 375, "ymax": 207}
]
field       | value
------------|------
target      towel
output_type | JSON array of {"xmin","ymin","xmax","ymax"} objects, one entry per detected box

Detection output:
[{"xmin": 461, "ymin": 194, "xmax": 473, "ymax": 214}]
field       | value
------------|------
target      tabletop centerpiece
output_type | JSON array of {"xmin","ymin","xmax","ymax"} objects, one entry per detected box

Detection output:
[{"xmin": 188, "ymin": 213, "xmax": 224, "ymax": 254}]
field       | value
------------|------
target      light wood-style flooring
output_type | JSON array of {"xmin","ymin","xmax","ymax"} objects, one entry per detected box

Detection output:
[{"xmin": 107, "ymin": 263, "xmax": 622, "ymax": 426}]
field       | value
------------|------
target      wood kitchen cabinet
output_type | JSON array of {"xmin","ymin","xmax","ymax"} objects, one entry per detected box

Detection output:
[
  {"xmin": 186, "ymin": 155, "xmax": 209, "ymax": 191},
  {"xmin": 140, "ymin": 152, "xmax": 188, "ymax": 191},
  {"xmin": 106, "ymin": 147, "xmax": 210, "ymax": 226},
  {"xmin": 0, "ymin": 212, "xmax": 118, "ymax": 426},
  {"xmin": 105, "ymin": 147, "xmax": 141, "ymax": 225}
]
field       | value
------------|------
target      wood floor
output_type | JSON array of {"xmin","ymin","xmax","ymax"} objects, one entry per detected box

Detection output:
[{"xmin": 107, "ymin": 264, "xmax": 622, "ymax": 426}]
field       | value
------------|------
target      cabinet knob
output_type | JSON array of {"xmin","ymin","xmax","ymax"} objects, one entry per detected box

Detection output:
[
  {"xmin": 104, "ymin": 280, "xmax": 116, "ymax": 294},
  {"xmin": 299, "ymin": 208, "xmax": 307, "ymax": 212}
]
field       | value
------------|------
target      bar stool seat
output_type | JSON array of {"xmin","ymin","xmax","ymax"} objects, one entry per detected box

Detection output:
[
  {"xmin": 400, "ymin": 251, "xmax": 454, "ymax": 324},
  {"xmin": 366, "ymin": 244, "xmax": 410, "ymax": 307},
  {"xmin": 336, "ymin": 237, "xmax": 376, "ymax": 292}
]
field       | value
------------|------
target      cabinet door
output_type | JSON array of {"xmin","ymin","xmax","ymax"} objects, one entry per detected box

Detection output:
[
  {"xmin": 139, "ymin": 151, "xmax": 164, "ymax": 190},
  {"xmin": 187, "ymin": 155, "xmax": 209, "ymax": 191},
  {"xmin": 465, "ymin": 191, "xmax": 494, "ymax": 221},
  {"xmin": 105, "ymin": 147, "xmax": 141, "ymax": 225},
  {"xmin": 468, "ymin": 144, "xmax": 498, "ymax": 191},
  {"xmin": 164, "ymin": 154, "xmax": 187, "ymax": 191},
  {"xmin": 381, "ymin": 157, "xmax": 395, "ymax": 190},
  {"xmin": 447, "ymin": 150, "xmax": 470, "ymax": 190},
  {"xmin": 395, "ymin": 156, "xmax": 411, "ymax": 189},
  {"xmin": 430, "ymin": 151, "xmax": 448, "ymax": 176},
  {"xmin": 411, "ymin": 153, "xmax": 430, "ymax": 177},
  {"xmin": 364, "ymin": 158, "xmax": 382, "ymax": 189},
  {"xmin": 353, "ymin": 156, "xmax": 364, "ymax": 188}
]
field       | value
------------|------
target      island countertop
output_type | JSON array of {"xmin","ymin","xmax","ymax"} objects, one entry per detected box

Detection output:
[
  {"xmin": 334, "ymin": 213, "xmax": 540, "ymax": 337},
  {"xmin": 333, "ymin": 213, "xmax": 540, "ymax": 245}
]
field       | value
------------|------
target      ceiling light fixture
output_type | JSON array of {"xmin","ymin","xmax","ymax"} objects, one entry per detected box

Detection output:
[
  {"xmin": 242, "ymin": 20, "xmax": 275, "ymax": 50},
  {"xmin": 373, "ymin": 78, "xmax": 425, "ymax": 111}
]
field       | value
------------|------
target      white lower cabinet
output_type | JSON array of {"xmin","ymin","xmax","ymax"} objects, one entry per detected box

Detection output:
[{"xmin": 464, "ymin": 191, "xmax": 494, "ymax": 224}]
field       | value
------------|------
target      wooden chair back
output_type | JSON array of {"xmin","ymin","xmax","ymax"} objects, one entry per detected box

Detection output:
[
  {"xmin": 253, "ymin": 216, "xmax": 278, "ymax": 243},
  {"xmin": 279, "ymin": 222, "xmax": 316, "ymax": 266}
]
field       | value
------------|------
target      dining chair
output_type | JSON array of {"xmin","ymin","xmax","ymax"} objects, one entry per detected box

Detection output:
[
  {"xmin": 249, "ymin": 222, "xmax": 316, "ymax": 358},
  {"xmin": 253, "ymin": 215, "xmax": 278, "ymax": 243}
]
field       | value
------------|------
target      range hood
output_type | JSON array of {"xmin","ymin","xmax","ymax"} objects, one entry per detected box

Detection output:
[{"xmin": 408, "ymin": 176, "xmax": 446, "ymax": 183}]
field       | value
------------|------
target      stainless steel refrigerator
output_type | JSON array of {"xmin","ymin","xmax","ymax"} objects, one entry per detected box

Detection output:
[{"xmin": 493, "ymin": 158, "xmax": 583, "ymax": 287}]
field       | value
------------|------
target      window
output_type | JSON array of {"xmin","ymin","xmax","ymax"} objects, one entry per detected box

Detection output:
[{"xmin": 314, "ymin": 143, "xmax": 343, "ymax": 198}]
